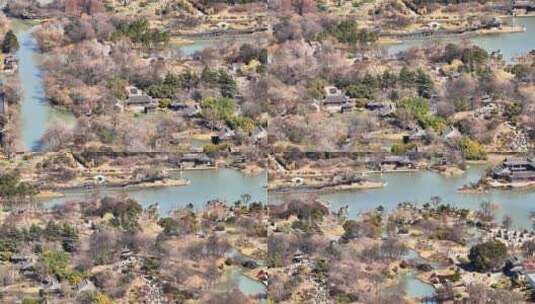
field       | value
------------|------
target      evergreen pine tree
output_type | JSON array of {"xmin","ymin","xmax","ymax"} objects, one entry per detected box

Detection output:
[{"xmin": 2, "ymin": 30, "xmax": 19, "ymax": 54}]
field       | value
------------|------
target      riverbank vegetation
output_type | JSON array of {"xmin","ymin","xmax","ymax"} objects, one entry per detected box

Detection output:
[
  {"xmin": 1, "ymin": 30, "xmax": 19, "ymax": 53},
  {"xmin": 0, "ymin": 151, "xmax": 266, "ymax": 195},
  {"xmin": 0, "ymin": 171, "xmax": 37, "ymax": 203},
  {"xmin": 0, "ymin": 0, "xmax": 532, "ymax": 157},
  {"xmin": 1, "ymin": 0, "xmax": 535, "ymax": 302},
  {"xmin": 0, "ymin": 192, "xmax": 268, "ymax": 303},
  {"xmin": 0, "ymin": 13, "xmax": 23, "ymax": 154},
  {"xmin": 267, "ymin": 31, "xmax": 533, "ymax": 153},
  {"xmin": 268, "ymin": 196, "xmax": 532, "ymax": 303},
  {"xmin": 5, "ymin": 0, "xmax": 269, "ymax": 152},
  {"xmin": 263, "ymin": 0, "xmax": 534, "ymax": 155}
]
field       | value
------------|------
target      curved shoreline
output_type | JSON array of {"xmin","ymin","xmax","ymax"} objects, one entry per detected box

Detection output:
[
  {"xmin": 268, "ymin": 180, "xmax": 385, "ymax": 193},
  {"xmin": 10, "ymin": 17, "xmax": 76, "ymax": 152}
]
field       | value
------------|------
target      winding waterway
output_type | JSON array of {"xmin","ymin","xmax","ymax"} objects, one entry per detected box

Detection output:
[
  {"xmin": 12, "ymin": 15, "xmax": 535, "ymax": 151},
  {"xmin": 385, "ymin": 16, "xmax": 535, "ymax": 63},
  {"xmin": 11, "ymin": 19, "xmax": 220, "ymax": 152},
  {"xmin": 401, "ymin": 249, "xmax": 438, "ymax": 299},
  {"xmin": 41, "ymin": 168, "xmax": 268, "ymax": 297},
  {"xmin": 272, "ymin": 165, "xmax": 535, "ymax": 229},
  {"xmin": 11, "ymin": 19, "xmax": 76, "ymax": 152}
]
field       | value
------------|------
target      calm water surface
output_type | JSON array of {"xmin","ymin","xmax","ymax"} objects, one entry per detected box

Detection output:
[
  {"xmin": 385, "ymin": 16, "xmax": 535, "ymax": 63},
  {"xmin": 12, "ymin": 20, "xmax": 76, "ymax": 151},
  {"xmin": 401, "ymin": 249, "xmax": 437, "ymax": 299},
  {"xmin": 44, "ymin": 168, "xmax": 268, "ymax": 298},
  {"xmin": 44, "ymin": 169, "xmax": 267, "ymax": 215},
  {"xmin": 402, "ymin": 273, "xmax": 435, "ymax": 299},
  {"xmin": 272, "ymin": 165, "xmax": 535, "ymax": 229},
  {"xmin": 221, "ymin": 268, "xmax": 266, "ymax": 297},
  {"xmin": 178, "ymin": 39, "xmax": 217, "ymax": 56}
]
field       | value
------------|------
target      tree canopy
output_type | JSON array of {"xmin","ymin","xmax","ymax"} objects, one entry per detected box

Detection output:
[
  {"xmin": 459, "ymin": 137, "xmax": 487, "ymax": 160},
  {"xmin": 2, "ymin": 30, "xmax": 19, "ymax": 53},
  {"xmin": 468, "ymin": 240, "xmax": 507, "ymax": 272},
  {"xmin": 0, "ymin": 172, "xmax": 37, "ymax": 201}
]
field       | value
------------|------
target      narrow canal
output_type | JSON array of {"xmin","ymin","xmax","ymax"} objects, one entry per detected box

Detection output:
[
  {"xmin": 218, "ymin": 268, "xmax": 267, "ymax": 298},
  {"xmin": 11, "ymin": 19, "xmax": 76, "ymax": 152},
  {"xmin": 401, "ymin": 249, "xmax": 439, "ymax": 299},
  {"xmin": 41, "ymin": 167, "xmax": 268, "ymax": 299},
  {"xmin": 11, "ymin": 15, "xmax": 535, "ymax": 151},
  {"xmin": 12, "ymin": 18, "xmax": 234, "ymax": 152}
]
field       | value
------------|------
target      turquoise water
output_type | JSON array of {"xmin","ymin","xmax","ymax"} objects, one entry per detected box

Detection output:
[
  {"xmin": 12, "ymin": 15, "xmax": 535, "ymax": 151},
  {"xmin": 214, "ymin": 268, "xmax": 266, "ymax": 302},
  {"xmin": 178, "ymin": 40, "xmax": 217, "ymax": 56},
  {"xmin": 44, "ymin": 169, "xmax": 267, "ymax": 215},
  {"xmin": 402, "ymin": 273, "xmax": 435, "ymax": 299},
  {"xmin": 42, "ymin": 167, "xmax": 268, "ymax": 299},
  {"xmin": 225, "ymin": 268, "xmax": 266, "ymax": 297},
  {"xmin": 13, "ymin": 20, "xmax": 75, "ymax": 151},
  {"xmin": 272, "ymin": 165, "xmax": 535, "ymax": 229},
  {"xmin": 401, "ymin": 249, "xmax": 436, "ymax": 299},
  {"xmin": 12, "ymin": 19, "xmax": 215, "ymax": 152},
  {"xmin": 175, "ymin": 36, "xmax": 262, "ymax": 57},
  {"xmin": 401, "ymin": 249, "xmax": 437, "ymax": 299},
  {"xmin": 385, "ymin": 16, "xmax": 535, "ymax": 63}
]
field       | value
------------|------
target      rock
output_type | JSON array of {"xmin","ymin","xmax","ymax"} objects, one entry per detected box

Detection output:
[
  {"xmin": 242, "ymin": 260, "xmax": 258, "ymax": 269},
  {"xmin": 417, "ymin": 263, "xmax": 433, "ymax": 272}
]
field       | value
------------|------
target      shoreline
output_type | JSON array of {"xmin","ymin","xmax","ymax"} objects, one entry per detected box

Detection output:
[
  {"xmin": 378, "ymin": 24, "xmax": 526, "ymax": 47},
  {"xmin": 488, "ymin": 180, "xmax": 535, "ymax": 190},
  {"xmin": 239, "ymin": 165, "xmax": 266, "ymax": 176},
  {"xmin": 39, "ymin": 178, "xmax": 191, "ymax": 193},
  {"xmin": 34, "ymin": 190, "xmax": 64, "ymax": 198},
  {"xmin": 9, "ymin": 17, "xmax": 78, "ymax": 153},
  {"xmin": 268, "ymin": 180, "xmax": 385, "ymax": 193},
  {"xmin": 32, "ymin": 165, "xmax": 264, "ymax": 197},
  {"xmin": 123, "ymin": 178, "xmax": 191, "ymax": 189}
]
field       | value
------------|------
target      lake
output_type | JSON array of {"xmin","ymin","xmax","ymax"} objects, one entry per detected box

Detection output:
[
  {"xmin": 384, "ymin": 16, "xmax": 535, "ymax": 63},
  {"xmin": 42, "ymin": 167, "xmax": 268, "ymax": 299},
  {"xmin": 271, "ymin": 165, "xmax": 535, "ymax": 229},
  {"xmin": 43, "ymin": 168, "xmax": 267, "ymax": 215}
]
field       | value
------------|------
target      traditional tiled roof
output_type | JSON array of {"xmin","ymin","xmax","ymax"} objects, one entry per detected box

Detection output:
[{"xmin": 126, "ymin": 95, "xmax": 153, "ymax": 105}]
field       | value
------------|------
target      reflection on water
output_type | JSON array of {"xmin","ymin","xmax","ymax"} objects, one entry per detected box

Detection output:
[
  {"xmin": 175, "ymin": 35, "xmax": 266, "ymax": 57},
  {"xmin": 402, "ymin": 272, "xmax": 435, "ymax": 299},
  {"xmin": 12, "ymin": 19, "xmax": 76, "ymax": 151},
  {"xmin": 273, "ymin": 164, "xmax": 535, "ymax": 229},
  {"xmin": 385, "ymin": 16, "xmax": 535, "ymax": 63},
  {"xmin": 177, "ymin": 40, "xmax": 218, "ymax": 56},
  {"xmin": 401, "ymin": 249, "xmax": 437, "ymax": 299},
  {"xmin": 43, "ymin": 169, "xmax": 267, "ymax": 215},
  {"xmin": 220, "ymin": 268, "xmax": 266, "ymax": 297}
]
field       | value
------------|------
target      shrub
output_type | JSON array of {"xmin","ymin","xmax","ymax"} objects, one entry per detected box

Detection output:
[
  {"xmin": 459, "ymin": 137, "xmax": 487, "ymax": 160},
  {"xmin": 468, "ymin": 240, "xmax": 507, "ymax": 272},
  {"xmin": 2, "ymin": 30, "xmax": 19, "ymax": 53},
  {"xmin": 159, "ymin": 98, "xmax": 172, "ymax": 108}
]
